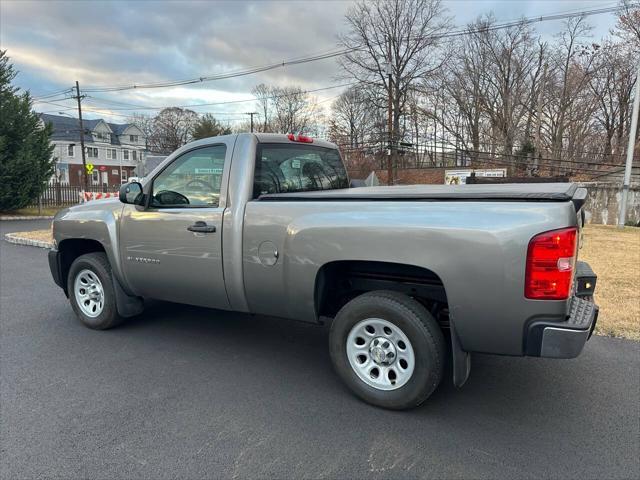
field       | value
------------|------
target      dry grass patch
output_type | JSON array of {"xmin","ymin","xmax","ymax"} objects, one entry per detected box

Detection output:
[
  {"xmin": 580, "ymin": 225, "xmax": 640, "ymax": 340},
  {"xmin": 10, "ymin": 229, "xmax": 52, "ymax": 243}
]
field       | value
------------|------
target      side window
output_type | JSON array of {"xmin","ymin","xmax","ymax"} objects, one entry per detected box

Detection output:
[{"xmin": 151, "ymin": 145, "xmax": 226, "ymax": 208}]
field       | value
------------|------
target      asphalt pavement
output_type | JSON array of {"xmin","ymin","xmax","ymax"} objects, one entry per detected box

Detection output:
[{"xmin": 1, "ymin": 219, "xmax": 639, "ymax": 479}]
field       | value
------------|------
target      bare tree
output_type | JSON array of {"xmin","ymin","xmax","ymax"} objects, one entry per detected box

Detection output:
[
  {"xmin": 131, "ymin": 112, "xmax": 154, "ymax": 146},
  {"xmin": 543, "ymin": 17, "xmax": 597, "ymax": 166},
  {"xmin": 338, "ymin": 0, "xmax": 451, "ymax": 150},
  {"xmin": 614, "ymin": 0, "xmax": 640, "ymax": 52},
  {"xmin": 271, "ymin": 86, "xmax": 315, "ymax": 134},
  {"xmin": 329, "ymin": 87, "xmax": 373, "ymax": 148},
  {"xmin": 332, "ymin": 1, "xmax": 637, "ymax": 180},
  {"xmin": 589, "ymin": 42, "xmax": 636, "ymax": 160},
  {"xmin": 419, "ymin": 15, "xmax": 544, "ymax": 172},
  {"xmin": 252, "ymin": 83, "xmax": 273, "ymax": 132},
  {"xmin": 475, "ymin": 17, "xmax": 542, "ymax": 156},
  {"xmin": 148, "ymin": 107, "xmax": 198, "ymax": 154},
  {"xmin": 425, "ymin": 18, "xmax": 496, "ymax": 160}
]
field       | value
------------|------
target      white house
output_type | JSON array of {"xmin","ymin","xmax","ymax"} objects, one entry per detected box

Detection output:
[{"xmin": 40, "ymin": 113, "xmax": 147, "ymax": 187}]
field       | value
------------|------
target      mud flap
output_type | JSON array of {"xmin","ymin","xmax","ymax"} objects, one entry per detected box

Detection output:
[
  {"xmin": 112, "ymin": 276, "xmax": 144, "ymax": 318},
  {"xmin": 451, "ymin": 322, "xmax": 471, "ymax": 387}
]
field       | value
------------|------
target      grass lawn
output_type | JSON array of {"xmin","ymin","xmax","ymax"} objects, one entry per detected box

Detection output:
[
  {"xmin": 5, "ymin": 225, "xmax": 640, "ymax": 340},
  {"xmin": 580, "ymin": 225, "xmax": 640, "ymax": 340},
  {"xmin": 0, "ymin": 207, "xmax": 64, "ymax": 217}
]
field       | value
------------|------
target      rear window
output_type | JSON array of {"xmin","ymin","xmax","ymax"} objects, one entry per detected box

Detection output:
[{"xmin": 253, "ymin": 144, "xmax": 348, "ymax": 198}]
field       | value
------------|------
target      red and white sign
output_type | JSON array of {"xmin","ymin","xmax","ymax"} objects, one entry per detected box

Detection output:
[{"xmin": 79, "ymin": 191, "xmax": 119, "ymax": 202}]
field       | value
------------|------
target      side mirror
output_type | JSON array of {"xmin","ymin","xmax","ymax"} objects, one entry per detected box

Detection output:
[{"xmin": 119, "ymin": 182, "xmax": 144, "ymax": 205}]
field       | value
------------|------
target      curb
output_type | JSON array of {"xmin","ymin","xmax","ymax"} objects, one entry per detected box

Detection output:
[
  {"xmin": 0, "ymin": 216, "xmax": 54, "ymax": 221},
  {"xmin": 3, "ymin": 233, "xmax": 53, "ymax": 249}
]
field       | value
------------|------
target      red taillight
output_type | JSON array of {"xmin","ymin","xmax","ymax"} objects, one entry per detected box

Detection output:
[
  {"xmin": 525, "ymin": 227, "xmax": 578, "ymax": 300},
  {"xmin": 287, "ymin": 133, "xmax": 313, "ymax": 143}
]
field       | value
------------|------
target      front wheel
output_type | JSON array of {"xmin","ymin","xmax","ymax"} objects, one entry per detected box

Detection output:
[
  {"xmin": 67, "ymin": 252, "xmax": 124, "ymax": 330},
  {"xmin": 329, "ymin": 291, "xmax": 446, "ymax": 410}
]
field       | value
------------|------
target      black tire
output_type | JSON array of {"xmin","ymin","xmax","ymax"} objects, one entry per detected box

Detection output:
[
  {"xmin": 67, "ymin": 252, "xmax": 124, "ymax": 330},
  {"xmin": 329, "ymin": 290, "xmax": 446, "ymax": 410}
]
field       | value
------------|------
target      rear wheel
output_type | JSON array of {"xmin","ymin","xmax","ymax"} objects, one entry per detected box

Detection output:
[
  {"xmin": 329, "ymin": 290, "xmax": 445, "ymax": 410},
  {"xmin": 67, "ymin": 252, "xmax": 124, "ymax": 330}
]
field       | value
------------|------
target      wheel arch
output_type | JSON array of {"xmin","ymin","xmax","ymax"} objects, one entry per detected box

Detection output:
[
  {"xmin": 314, "ymin": 260, "xmax": 449, "ymax": 321},
  {"xmin": 58, "ymin": 238, "xmax": 106, "ymax": 293}
]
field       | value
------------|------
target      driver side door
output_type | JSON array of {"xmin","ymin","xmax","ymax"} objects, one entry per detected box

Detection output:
[{"xmin": 119, "ymin": 143, "xmax": 231, "ymax": 309}]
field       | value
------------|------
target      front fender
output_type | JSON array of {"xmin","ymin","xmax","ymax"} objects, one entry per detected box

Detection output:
[{"xmin": 53, "ymin": 200, "xmax": 130, "ymax": 292}]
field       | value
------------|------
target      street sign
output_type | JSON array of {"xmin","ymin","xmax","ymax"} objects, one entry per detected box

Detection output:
[{"xmin": 86, "ymin": 164, "xmax": 94, "ymax": 174}]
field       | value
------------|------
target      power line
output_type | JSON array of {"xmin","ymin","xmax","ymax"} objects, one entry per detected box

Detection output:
[
  {"xmin": 38, "ymin": 95, "xmax": 637, "ymax": 169},
  {"xmin": 82, "ymin": 83, "xmax": 355, "ymax": 110},
  {"xmin": 37, "ymin": 89, "xmax": 635, "ymax": 162},
  {"xmin": 31, "ymin": 88, "xmax": 74, "ymax": 101},
  {"xmin": 340, "ymin": 131, "xmax": 639, "ymax": 169},
  {"xmin": 82, "ymin": 101, "xmax": 252, "ymax": 117},
  {"xmin": 29, "ymin": 4, "xmax": 624, "ymax": 135},
  {"xmin": 35, "ymin": 83, "xmax": 350, "ymax": 118},
  {"xmin": 33, "ymin": 82, "xmax": 353, "ymax": 110},
  {"xmin": 424, "ymin": 5, "xmax": 621, "ymax": 41},
  {"xmin": 340, "ymin": 148, "xmax": 628, "ymax": 178},
  {"xmin": 77, "ymin": 5, "xmax": 621, "ymax": 94},
  {"xmin": 81, "ymin": 50, "xmax": 353, "ymax": 93},
  {"xmin": 40, "ymin": 99, "xmax": 637, "ymax": 172},
  {"xmin": 38, "ymin": 107, "xmax": 78, "ymax": 115},
  {"xmin": 337, "ymin": 139, "xmax": 638, "ymax": 176}
]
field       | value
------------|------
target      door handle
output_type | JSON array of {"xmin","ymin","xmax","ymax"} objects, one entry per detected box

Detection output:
[{"xmin": 187, "ymin": 221, "xmax": 216, "ymax": 233}]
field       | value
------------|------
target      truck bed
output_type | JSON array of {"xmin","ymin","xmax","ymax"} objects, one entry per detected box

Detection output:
[{"xmin": 258, "ymin": 183, "xmax": 581, "ymax": 203}]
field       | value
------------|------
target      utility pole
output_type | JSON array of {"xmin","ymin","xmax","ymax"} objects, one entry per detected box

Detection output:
[
  {"xmin": 119, "ymin": 149, "xmax": 123, "ymax": 185},
  {"xmin": 246, "ymin": 112, "xmax": 257, "ymax": 133},
  {"xmin": 386, "ymin": 35, "xmax": 394, "ymax": 186},
  {"xmin": 74, "ymin": 81, "xmax": 89, "ymax": 190},
  {"xmin": 618, "ymin": 61, "xmax": 640, "ymax": 228}
]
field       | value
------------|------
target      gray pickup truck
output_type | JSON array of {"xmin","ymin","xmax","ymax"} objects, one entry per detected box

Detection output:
[{"xmin": 49, "ymin": 133, "xmax": 598, "ymax": 409}]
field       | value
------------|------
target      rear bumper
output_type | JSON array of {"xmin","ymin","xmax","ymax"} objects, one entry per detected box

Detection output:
[
  {"xmin": 539, "ymin": 297, "xmax": 598, "ymax": 358},
  {"xmin": 525, "ymin": 261, "xmax": 598, "ymax": 359}
]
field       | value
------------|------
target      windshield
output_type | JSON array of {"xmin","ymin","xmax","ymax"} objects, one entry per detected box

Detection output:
[{"xmin": 253, "ymin": 144, "xmax": 348, "ymax": 198}]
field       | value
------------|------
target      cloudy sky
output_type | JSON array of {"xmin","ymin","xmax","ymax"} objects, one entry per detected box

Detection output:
[{"xmin": 1, "ymin": 0, "xmax": 621, "ymax": 126}]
